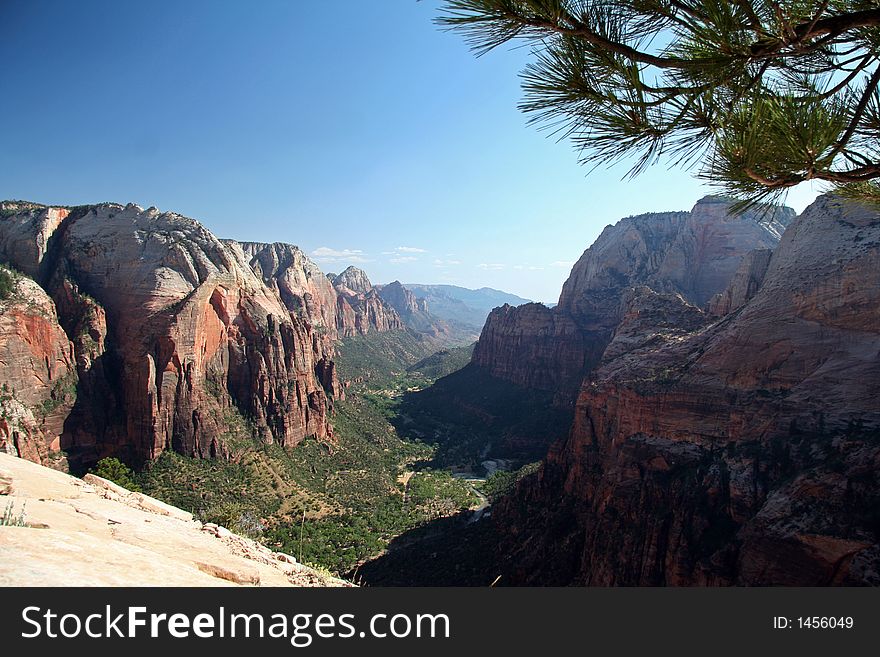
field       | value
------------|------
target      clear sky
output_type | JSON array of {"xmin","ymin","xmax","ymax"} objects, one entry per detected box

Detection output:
[{"xmin": 0, "ymin": 0, "xmax": 820, "ymax": 302}]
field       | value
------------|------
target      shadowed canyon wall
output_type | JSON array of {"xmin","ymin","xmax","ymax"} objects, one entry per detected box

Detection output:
[
  {"xmin": 489, "ymin": 195, "xmax": 880, "ymax": 585},
  {"xmin": 0, "ymin": 203, "xmax": 356, "ymax": 469}
]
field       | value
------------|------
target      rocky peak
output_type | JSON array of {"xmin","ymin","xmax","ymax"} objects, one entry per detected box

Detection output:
[
  {"xmin": 0, "ymin": 202, "xmax": 337, "ymax": 470},
  {"xmin": 377, "ymin": 280, "xmax": 427, "ymax": 316},
  {"xmin": 55, "ymin": 203, "xmax": 251, "ymax": 323},
  {"xmin": 489, "ymin": 195, "xmax": 880, "ymax": 585},
  {"xmin": 474, "ymin": 196, "xmax": 794, "ymax": 401},
  {"xmin": 231, "ymin": 240, "xmax": 338, "ymax": 338},
  {"xmin": 0, "ymin": 202, "xmax": 72, "ymax": 282},
  {"xmin": 558, "ymin": 197, "xmax": 790, "ymax": 317},
  {"xmin": 376, "ymin": 281, "xmax": 458, "ymax": 341},
  {"xmin": 332, "ymin": 266, "xmax": 372, "ymax": 294}
]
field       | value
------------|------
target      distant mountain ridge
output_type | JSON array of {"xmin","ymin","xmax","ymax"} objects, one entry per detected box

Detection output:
[{"xmin": 401, "ymin": 284, "xmax": 532, "ymax": 332}]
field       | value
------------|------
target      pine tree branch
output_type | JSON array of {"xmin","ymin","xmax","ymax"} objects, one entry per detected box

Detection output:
[
  {"xmin": 795, "ymin": 7, "xmax": 880, "ymax": 40},
  {"xmin": 830, "ymin": 65, "xmax": 880, "ymax": 158}
]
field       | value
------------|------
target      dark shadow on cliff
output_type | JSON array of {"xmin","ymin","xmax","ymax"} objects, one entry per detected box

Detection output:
[
  {"xmin": 390, "ymin": 363, "xmax": 573, "ymax": 469},
  {"xmin": 353, "ymin": 467, "xmax": 585, "ymax": 586},
  {"xmin": 60, "ymin": 348, "xmax": 129, "ymax": 475},
  {"xmin": 352, "ymin": 509, "xmax": 502, "ymax": 586}
]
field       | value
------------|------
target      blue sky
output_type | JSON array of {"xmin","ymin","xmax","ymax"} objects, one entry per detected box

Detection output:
[{"xmin": 0, "ymin": 0, "xmax": 820, "ymax": 302}]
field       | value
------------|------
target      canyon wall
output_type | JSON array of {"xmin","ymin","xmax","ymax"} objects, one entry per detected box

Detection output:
[
  {"xmin": 472, "ymin": 197, "xmax": 793, "ymax": 402},
  {"xmin": 492, "ymin": 195, "xmax": 880, "ymax": 585},
  {"xmin": 0, "ymin": 203, "xmax": 342, "ymax": 470},
  {"xmin": 377, "ymin": 280, "xmax": 454, "ymax": 340},
  {"xmin": 0, "ymin": 272, "xmax": 76, "ymax": 467},
  {"xmin": 329, "ymin": 267, "xmax": 406, "ymax": 337}
]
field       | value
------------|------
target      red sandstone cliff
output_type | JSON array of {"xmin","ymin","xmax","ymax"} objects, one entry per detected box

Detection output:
[
  {"xmin": 0, "ymin": 202, "xmax": 339, "ymax": 470},
  {"xmin": 472, "ymin": 197, "xmax": 793, "ymax": 401},
  {"xmin": 330, "ymin": 267, "xmax": 406, "ymax": 337},
  {"xmin": 0, "ymin": 271, "xmax": 76, "ymax": 467},
  {"xmin": 492, "ymin": 196, "xmax": 880, "ymax": 585},
  {"xmin": 235, "ymin": 241, "xmax": 339, "ymax": 339},
  {"xmin": 376, "ymin": 280, "xmax": 453, "ymax": 340}
]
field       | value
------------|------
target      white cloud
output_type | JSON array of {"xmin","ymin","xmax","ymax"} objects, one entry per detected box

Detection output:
[
  {"xmin": 311, "ymin": 246, "xmax": 371, "ymax": 264},
  {"xmin": 514, "ymin": 264, "xmax": 545, "ymax": 271},
  {"xmin": 384, "ymin": 246, "xmax": 426, "ymax": 264},
  {"xmin": 433, "ymin": 258, "xmax": 461, "ymax": 267},
  {"xmin": 312, "ymin": 247, "xmax": 363, "ymax": 258},
  {"xmin": 478, "ymin": 263, "xmax": 506, "ymax": 271},
  {"xmin": 550, "ymin": 260, "xmax": 574, "ymax": 269}
]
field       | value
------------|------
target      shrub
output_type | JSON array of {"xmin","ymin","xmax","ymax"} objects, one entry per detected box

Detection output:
[
  {"xmin": 1, "ymin": 500, "xmax": 27, "ymax": 526},
  {"xmin": 90, "ymin": 457, "xmax": 141, "ymax": 492},
  {"xmin": 481, "ymin": 461, "xmax": 541, "ymax": 503},
  {"xmin": 0, "ymin": 267, "xmax": 16, "ymax": 301},
  {"xmin": 200, "ymin": 501, "xmax": 265, "ymax": 539}
]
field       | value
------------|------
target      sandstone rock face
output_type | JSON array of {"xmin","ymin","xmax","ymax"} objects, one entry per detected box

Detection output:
[
  {"xmin": 558, "ymin": 198, "xmax": 791, "ymax": 313},
  {"xmin": 331, "ymin": 266, "xmax": 373, "ymax": 295},
  {"xmin": 233, "ymin": 240, "xmax": 343, "ymax": 399},
  {"xmin": 235, "ymin": 241, "xmax": 339, "ymax": 339},
  {"xmin": 330, "ymin": 268, "xmax": 406, "ymax": 337},
  {"xmin": 0, "ymin": 452, "xmax": 350, "ymax": 586},
  {"xmin": 377, "ymin": 280, "xmax": 429, "ymax": 315},
  {"xmin": 472, "ymin": 303, "xmax": 593, "ymax": 395},
  {"xmin": 377, "ymin": 280, "xmax": 453, "ymax": 339},
  {"xmin": 472, "ymin": 197, "xmax": 791, "ymax": 401},
  {"xmin": 335, "ymin": 288, "xmax": 405, "ymax": 337},
  {"xmin": 707, "ymin": 248, "xmax": 774, "ymax": 316},
  {"xmin": 492, "ymin": 196, "xmax": 880, "ymax": 585},
  {"xmin": 0, "ymin": 205, "xmax": 70, "ymax": 280},
  {"xmin": 0, "ymin": 203, "xmax": 337, "ymax": 469},
  {"xmin": 0, "ymin": 273, "xmax": 76, "ymax": 467}
]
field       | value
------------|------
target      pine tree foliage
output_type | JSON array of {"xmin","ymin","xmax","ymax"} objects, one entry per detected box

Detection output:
[{"xmin": 439, "ymin": 1, "xmax": 880, "ymax": 207}]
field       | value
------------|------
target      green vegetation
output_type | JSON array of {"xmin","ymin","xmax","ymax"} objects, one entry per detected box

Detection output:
[
  {"xmin": 130, "ymin": 334, "xmax": 531, "ymax": 576},
  {"xmin": 0, "ymin": 266, "xmax": 15, "ymax": 300},
  {"xmin": 137, "ymin": 368, "xmax": 481, "ymax": 575},
  {"xmin": 407, "ymin": 343, "xmax": 475, "ymax": 380},
  {"xmin": 1, "ymin": 500, "xmax": 27, "ymax": 527},
  {"xmin": 90, "ymin": 457, "xmax": 141, "ymax": 492},
  {"xmin": 37, "ymin": 371, "xmax": 78, "ymax": 418},
  {"xmin": 479, "ymin": 461, "xmax": 541, "ymax": 503},
  {"xmin": 0, "ymin": 200, "xmax": 45, "ymax": 218},
  {"xmin": 335, "ymin": 329, "xmax": 437, "ymax": 387},
  {"xmin": 0, "ymin": 383, "xmax": 17, "ymax": 423},
  {"xmin": 440, "ymin": 1, "xmax": 880, "ymax": 207}
]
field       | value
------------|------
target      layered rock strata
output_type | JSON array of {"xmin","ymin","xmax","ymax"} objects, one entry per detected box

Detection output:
[
  {"xmin": 472, "ymin": 197, "xmax": 793, "ymax": 402},
  {"xmin": 492, "ymin": 196, "xmax": 880, "ymax": 585},
  {"xmin": 0, "ymin": 202, "xmax": 339, "ymax": 469}
]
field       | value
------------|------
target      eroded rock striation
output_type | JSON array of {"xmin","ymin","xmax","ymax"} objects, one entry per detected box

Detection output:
[
  {"xmin": 330, "ymin": 267, "xmax": 405, "ymax": 337},
  {"xmin": 492, "ymin": 195, "xmax": 880, "ymax": 585},
  {"xmin": 472, "ymin": 197, "xmax": 793, "ymax": 402},
  {"xmin": 0, "ymin": 202, "xmax": 340, "ymax": 470},
  {"xmin": 0, "ymin": 452, "xmax": 350, "ymax": 586},
  {"xmin": 0, "ymin": 272, "xmax": 76, "ymax": 467},
  {"xmin": 235, "ymin": 241, "xmax": 339, "ymax": 339}
]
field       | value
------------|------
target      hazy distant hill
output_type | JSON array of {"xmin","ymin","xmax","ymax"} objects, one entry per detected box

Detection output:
[{"xmin": 401, "ymin": 284, "xmax": 532, "ymax": 331}]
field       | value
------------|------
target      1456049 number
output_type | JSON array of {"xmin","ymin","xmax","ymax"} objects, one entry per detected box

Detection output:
[{"xmin": 798, "ymin": 617, "xmax": 854, "ymax": 629}]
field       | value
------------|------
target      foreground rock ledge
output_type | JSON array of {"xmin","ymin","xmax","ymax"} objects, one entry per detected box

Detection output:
[{"xmin": 0, "ymin": 452, "xmax": 350, "ymax": 587}]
